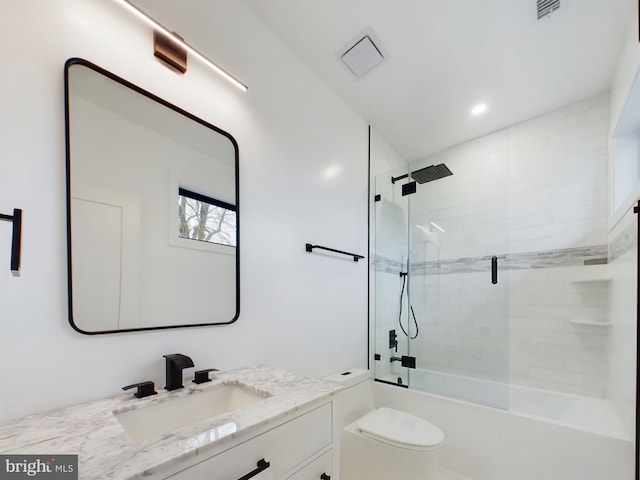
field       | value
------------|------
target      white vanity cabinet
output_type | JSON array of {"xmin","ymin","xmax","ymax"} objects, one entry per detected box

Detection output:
[
  {"xmin": 164, "ymin": 403, "xmax": 335, "ymax": 480},
  {"xmin": 285, "ymin": 450, "xmax": 333, "ymax": 479}
]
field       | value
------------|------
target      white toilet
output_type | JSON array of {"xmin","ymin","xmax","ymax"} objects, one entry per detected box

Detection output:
[{"xmin": 325, "ymin": 369, "xmax": 444, "ymax": 480}]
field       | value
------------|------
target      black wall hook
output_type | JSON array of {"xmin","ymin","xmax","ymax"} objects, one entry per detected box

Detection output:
[{"xmin": 0, "ymin": 208, "xmax": 22, "ymax": 276}]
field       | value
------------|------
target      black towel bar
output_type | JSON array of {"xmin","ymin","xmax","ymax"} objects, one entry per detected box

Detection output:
[
  {"xmin": 0, "ymin": 208, "xmax": 22, "ymax": 275},
  {"xmin": 305, "ymin": 243, "xmax": 364, "ymax": 262}
]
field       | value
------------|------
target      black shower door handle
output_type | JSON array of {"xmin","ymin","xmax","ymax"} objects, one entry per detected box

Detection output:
[{"xmin": 491, "ymin": 256, "xmax": 498, "ymax": 285}]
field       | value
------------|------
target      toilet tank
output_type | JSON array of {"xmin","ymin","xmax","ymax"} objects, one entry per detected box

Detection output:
[{"xmin": 325, "ymin": 369, "xmax": 374, "ymax": 427}]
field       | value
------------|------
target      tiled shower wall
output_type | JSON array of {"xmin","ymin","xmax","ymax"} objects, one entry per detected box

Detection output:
[
  {"xmin": 375, "ymin": 93, "xmax": 612, "ymax": 397},
  {"xmin": 607, "ymin": 210, "xmax": 637, "ymax": 434}
]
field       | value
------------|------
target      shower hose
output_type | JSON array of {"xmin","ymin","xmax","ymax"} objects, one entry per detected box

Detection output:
[{"xmin": 398, "ymin": 271, "xmax": 419, "ymax": 339}]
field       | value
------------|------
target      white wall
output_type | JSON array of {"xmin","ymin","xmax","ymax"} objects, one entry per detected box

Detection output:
[
  {"xmin": 369, "ymin": 128, "xmax": 407, "ymax": 178},
  {"xmin": 0, "ymin": 0, "xmax": 368, "ymax": 421},
  {"xmin": 606, "ymin": 210, "xmax": 637, "ymax": 438}
]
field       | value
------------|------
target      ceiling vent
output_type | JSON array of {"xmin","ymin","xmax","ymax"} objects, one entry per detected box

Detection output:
[
  {"xmin": 537, "ymin": 0, "xmax": 560, "ymax": 19},
  {"xmin": 341, "ymin": 35, "xmax": 384, "ymax": 78}
]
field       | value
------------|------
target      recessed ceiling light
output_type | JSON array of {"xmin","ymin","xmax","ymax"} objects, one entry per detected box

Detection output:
[{"xmin": 471, "ymin": 103, "xmax": 488, "ymax": 116}]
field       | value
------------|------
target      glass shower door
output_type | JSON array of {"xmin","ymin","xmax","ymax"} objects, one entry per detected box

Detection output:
[
  {"xmin": 406, "ymin": 137, "xmax": 509, "ymax": 408},
  {"xmin": 373, "ymin": 132, "xmax": 510, "ymax": 409},
  {"xmin": 373, "ymin": 164, "xmax": 411, "ymax": 387}
]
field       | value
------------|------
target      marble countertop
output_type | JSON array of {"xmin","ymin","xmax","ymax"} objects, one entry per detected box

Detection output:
[{"xmin": 0, "ymin": 366, "xmax": 341, "ymax": 480}]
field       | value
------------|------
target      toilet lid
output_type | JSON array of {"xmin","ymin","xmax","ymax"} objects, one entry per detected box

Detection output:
[{"xmin": 357, "ymin": 407, "xmax": 444, "ymax": 450}]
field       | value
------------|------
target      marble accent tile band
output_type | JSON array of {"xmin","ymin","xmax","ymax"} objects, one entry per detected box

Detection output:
[
  {"xmin": 610, "ymin": 220, "xmax": 637, "ymax": 263},
  {"xmin": 373, "ymin": 244, "xmax": 609, "ymax": 276}
]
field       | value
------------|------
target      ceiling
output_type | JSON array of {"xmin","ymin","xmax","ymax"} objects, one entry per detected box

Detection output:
[{"xmin": 140, "ymin": 0, "xmax": 634, "ymax": 162}]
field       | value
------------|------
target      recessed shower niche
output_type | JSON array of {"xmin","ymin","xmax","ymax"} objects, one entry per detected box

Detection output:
[{"xmin": 64, "ymin": 58, "xmax": 239, "ymax": 334}]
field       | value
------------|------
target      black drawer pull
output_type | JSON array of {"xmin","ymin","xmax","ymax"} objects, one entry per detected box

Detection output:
[
  {"xmin": 321, "ymin": 474, "xmax": 331, "ymax": 480},
  {"xmin": 237, "ymin": 458, "xmax": 270, "ymax": 480}
]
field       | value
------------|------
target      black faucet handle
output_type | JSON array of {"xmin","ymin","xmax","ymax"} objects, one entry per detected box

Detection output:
[
  {"xmin": 123, "ymin": 381, "xmax": 157, "ymax": 398},
  {"xmin": 193, "ymin": 368, "xmax": 219, "ymax": 384}
]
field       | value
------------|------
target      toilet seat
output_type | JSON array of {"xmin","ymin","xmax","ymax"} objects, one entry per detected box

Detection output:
[{"xmin": 357, "ymin": 407, "xmax": 444, "ymax": 451}]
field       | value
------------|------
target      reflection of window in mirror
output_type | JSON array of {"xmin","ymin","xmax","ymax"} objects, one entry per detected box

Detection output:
[{"xmin": 178, "ymin": 188, "xmax": 237, "ymax": 247}]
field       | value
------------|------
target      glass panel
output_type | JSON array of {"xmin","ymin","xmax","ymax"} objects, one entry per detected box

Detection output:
[
  {"xmin": 405, "ymin": 132, "xmax": 510, "ymax": 409},
  {"xmin": 373, "ymin": 136, "xmax": 510, "ymax": 406},
  {"xmin": 373, "ymin": 164, "xmax": 411, "ymax": 387}
]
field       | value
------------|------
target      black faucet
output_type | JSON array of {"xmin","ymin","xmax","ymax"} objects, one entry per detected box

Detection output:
[{"xmin": 163, "ymin": 353, "xmax": 194, "ymax": 391}]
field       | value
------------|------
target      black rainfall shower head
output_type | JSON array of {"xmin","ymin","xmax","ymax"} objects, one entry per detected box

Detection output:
[{"xmin": 411, "ymin": 163, "xmax": 453, "ymax": 184}]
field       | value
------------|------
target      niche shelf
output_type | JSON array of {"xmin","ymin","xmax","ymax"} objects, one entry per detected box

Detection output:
[
  {"xmin": 571, "ymin": 276, "xmax": 612, "ymax": 284},
  {"xmin": 570, "ymin": 319, "xmax": 612, "ymax": 327},
  {"xmin": 571, "ymin": 264, "xmax": 611, "ymax": 283}
]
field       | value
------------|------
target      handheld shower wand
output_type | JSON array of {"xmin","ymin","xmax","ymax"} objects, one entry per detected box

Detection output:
[{"xmin": 398, "ymin": 260, "xmax": 419, "ymax": 339}]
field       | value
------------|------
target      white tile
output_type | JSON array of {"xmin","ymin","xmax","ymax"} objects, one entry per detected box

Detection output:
[{"xmin": 438, "ymin": 466, "xmax": 475, "ymax": 480}]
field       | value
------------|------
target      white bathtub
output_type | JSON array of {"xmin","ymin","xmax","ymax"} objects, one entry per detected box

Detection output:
[
  {"xmin": 373, "ymin": 378, "xmax": 635, "ymax": 480},
  {"xmin": 509, "ymin": 383, "xmax": 631, "ymax": 440},
  {"xmin": 402, "ymin": 367, "xmax": 632, "ymax": 440}
]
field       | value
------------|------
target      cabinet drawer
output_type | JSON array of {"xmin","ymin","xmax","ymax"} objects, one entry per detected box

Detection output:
[
  {"xmin": 166, "ymin": 403, "xmax": 332, "ymax": 480},
  {"xmin": 286, "ymin": 450, "xmax": 333, "ymax": 480}
]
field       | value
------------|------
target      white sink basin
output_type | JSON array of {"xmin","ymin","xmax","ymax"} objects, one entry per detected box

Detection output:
[{"xmin": 114, "ymin": 383, "xmax": 270, "ymax": 442}]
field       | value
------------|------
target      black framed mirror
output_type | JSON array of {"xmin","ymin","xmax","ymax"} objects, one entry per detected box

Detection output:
[{"xmin": 64, "ymin": 58, "xmax": 239, "ymax": 334}]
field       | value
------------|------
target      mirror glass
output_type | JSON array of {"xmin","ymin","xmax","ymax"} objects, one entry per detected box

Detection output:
[{"xmin": 65, "ymin": 58, "xmax": 239, "ymax": 334}]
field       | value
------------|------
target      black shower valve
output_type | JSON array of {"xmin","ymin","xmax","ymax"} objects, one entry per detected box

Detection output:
[{"xmin": 389, "ymin": 329, "xmax": 398, "ymax": 350}]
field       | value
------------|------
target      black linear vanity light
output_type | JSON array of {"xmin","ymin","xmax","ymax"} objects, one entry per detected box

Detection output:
[{"xmin": 113, "ymin": 0, "xmax": 248, "ymax": 92}]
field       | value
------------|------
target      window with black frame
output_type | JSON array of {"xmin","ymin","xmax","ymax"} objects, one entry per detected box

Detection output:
[{"xmin": 178, "ymin": 188, "xmax": 237, "ymax": 247}]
